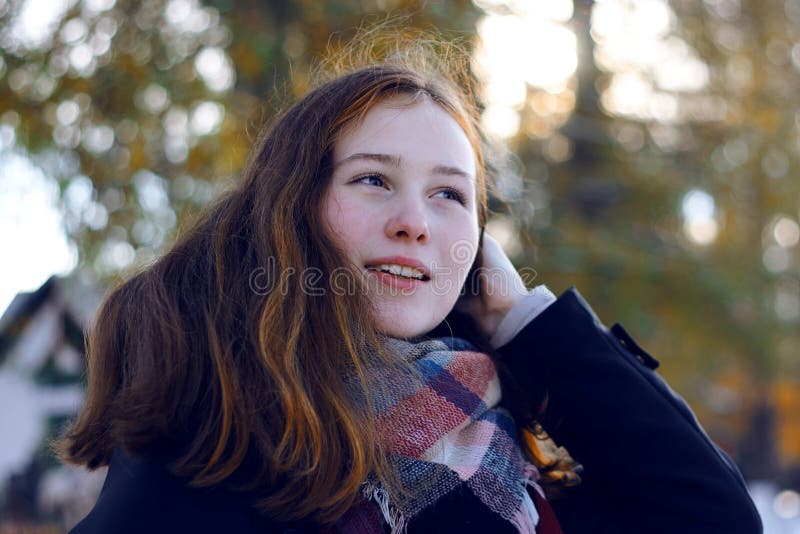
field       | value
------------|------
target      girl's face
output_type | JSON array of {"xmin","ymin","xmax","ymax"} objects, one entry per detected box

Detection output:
[{"xmin": 323, "ymin": 95, "xmax": 480, "ymax": 338}]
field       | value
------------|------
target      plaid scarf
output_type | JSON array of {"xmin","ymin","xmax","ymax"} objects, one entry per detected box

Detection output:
[{"xmin": 331, "ymin": 336, "xmax": 553, "ymax": 533}]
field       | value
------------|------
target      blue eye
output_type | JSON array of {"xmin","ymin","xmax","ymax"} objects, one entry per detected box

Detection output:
[
  {"xmin": 355, "ymin": 173, "xmax": 385, "ymax": 187},
  {"xmin": 435, "ymin": 187, "xmax": 467, "ymax": 205}
]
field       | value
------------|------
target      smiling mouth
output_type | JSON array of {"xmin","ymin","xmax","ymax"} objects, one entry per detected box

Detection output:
[{"xmin": 365, "ymin": 264, "xmax": 430, "ymax": 281}]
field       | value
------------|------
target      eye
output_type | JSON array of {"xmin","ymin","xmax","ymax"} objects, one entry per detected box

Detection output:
[
  {"xmin": 434, "ymin": 186, "xmax": 467, "ymax": 205},
  {"xmin": 353, "ymin": 173, "xmax": 386, "ymax": 188}
]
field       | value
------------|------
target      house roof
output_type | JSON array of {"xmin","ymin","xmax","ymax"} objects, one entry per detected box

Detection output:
[{"xmin": 0, "ymin": 275, "xmax": 102, "ymax": 366}]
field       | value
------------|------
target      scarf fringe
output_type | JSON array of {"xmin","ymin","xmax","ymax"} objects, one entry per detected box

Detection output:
[
  {"xmin": 509, "ymin": 489, "xmax": 539, "ymax": 533},
  {"xmin": 362, "ymin": 482, "xmax": 407, "ymax": 534},
  {"xmin": 509, "ymin": 462, "xmax": 542, "ymax": 533}
]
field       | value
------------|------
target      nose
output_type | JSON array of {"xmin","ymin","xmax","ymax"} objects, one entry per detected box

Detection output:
[{"xmin": 384, "ymin": 200, "xmax": 430, "ymax": 243}]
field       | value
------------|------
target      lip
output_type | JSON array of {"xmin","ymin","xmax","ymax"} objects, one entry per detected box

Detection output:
[
  {"xmin": 366, "ymin": 270, "xmax": 426, "ymax": 291},
  {"xmin": 363, "ymin": 256, "xmax": 431, "ymax": 279}
]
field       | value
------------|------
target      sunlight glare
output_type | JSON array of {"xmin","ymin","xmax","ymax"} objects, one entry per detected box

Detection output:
[
  {"xmin": 485, "ymin": 77, "xmax": 526, "ymax": 109},
  {"xmin": 190, "ymin": 101, "xmax": 225, "ymax": 136},
  {"xmin": 477, "ymin": 14, "xmax": 576, "ymax": 92},
  {"xmin": 482, "ymin": 105, "xmax": 520, "ymax": 139},
  {"xmin": 774, "ymin": 217, "xmax": 800, "ymax": 248},
  {"xmin": 602, "ymin": 73, "xmax": 652, "ymax": 118},
  {"xmin": 194, "ymin": 47, "xmax": 235, "ymax": 93},
  {"xmin": 474, "ymin": 1, "xmax": 577, "ymax": 138},
  {"xmin": 0, "ymin": 152, "xmax": 76, "ymax": 314},
  {"xmin": 475, "ymin": 0, "xmax": 573, "ymax": 22},
  {"xmin": 523, "ymin": 21, "xmax": 577, "ymax": 89},
  {"xmin": 592, "ymin": 0, "xmax": 710, "ymax": 121},
  {"xmin": 681, "ymin": 189, "xmax": 718, "ymax": 245},
  {"xmin": 9, "ymin": 0, "xmax": 76, "ymax": 50}
]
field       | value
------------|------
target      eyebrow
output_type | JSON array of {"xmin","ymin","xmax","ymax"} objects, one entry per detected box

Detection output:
[{"xmin": 334, "ymin": 152, "xmax": 474, "ymax": 181}]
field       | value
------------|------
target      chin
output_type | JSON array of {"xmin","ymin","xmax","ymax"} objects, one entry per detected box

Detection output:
[
  {"xmin": 377, "ymin": 322, "xmax": 428, "ymax": 339},
  {"xmin": 372, "ymin": 300, "xmax": 455, "ymax": 339},
  {"xmin": 374, "ymin": 313, "xmax": 437, "ymax": 340}
]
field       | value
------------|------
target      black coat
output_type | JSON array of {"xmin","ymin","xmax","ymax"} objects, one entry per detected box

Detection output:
[
  {"xmin": 70, "ymin": 287, "xmax": 762, "ymax": 533},
  {"xmin": 496, "ymin": 287, "xmax": 761, "ymax": 533}
]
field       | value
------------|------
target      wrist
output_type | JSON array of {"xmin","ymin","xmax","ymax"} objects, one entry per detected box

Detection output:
[
  {"xmin": 485, "ymin": 284, "xmax": 528, "ymax": 316},
  {"xmin": 488, "ymin": 285, "xmax": 557, "ymax": 349},
  {"xmin": 481, "ymin": 288, "xmax": 528, "ymax": 338}
]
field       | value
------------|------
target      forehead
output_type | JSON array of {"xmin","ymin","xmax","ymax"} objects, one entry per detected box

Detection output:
[{"xmin": 333, "ymin": 95, "xmax": 477, "ymax": 176}]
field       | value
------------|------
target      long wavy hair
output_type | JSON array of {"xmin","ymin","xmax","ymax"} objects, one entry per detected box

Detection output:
[{"xmin": 56, "ymin": 40, "xmax": 578, "ymax": 524}]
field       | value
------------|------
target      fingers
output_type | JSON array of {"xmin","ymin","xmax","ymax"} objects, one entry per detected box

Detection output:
[{"xmin": 480, "ymin": 232, "xmax": 518, "ymax": 274}]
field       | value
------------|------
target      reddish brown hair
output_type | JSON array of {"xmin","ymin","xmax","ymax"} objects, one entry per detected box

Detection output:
[
  {"xmin": 56, "ymin": 56, "xmax": 495, "ymax": 522},
  {"xmin": 55, "ymin": 20, "xmax": 584, "ymax": 519}
]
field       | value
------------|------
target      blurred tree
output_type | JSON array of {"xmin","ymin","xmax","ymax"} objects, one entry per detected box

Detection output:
[
  {"xmin": 2, "ymin": 0, "xmax": 798, "ymax": 482},
  {"xmin": 495, "ymin": 0, "xmax": 800, "ymax": 479},
  {"xmin": 0, "ymin": 4, "xmax": 479, "ymax": 522},
  {"xmin": 0, "ymin": 0, "xmax": 479, "ymax": 277},
  {"xmin": 664, "ymin": 0, "xmax": 800, "ymax": 480}
]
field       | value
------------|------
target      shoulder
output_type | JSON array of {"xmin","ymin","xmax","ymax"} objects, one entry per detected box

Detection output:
[{"xmin": 70, "ymin": 450, "xmax": 289, "ymax": 534}]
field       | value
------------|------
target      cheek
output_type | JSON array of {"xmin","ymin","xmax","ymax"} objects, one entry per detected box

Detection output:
[
  {"xmin": 445, "ymin": 221, "xmax": 480, "ymax": 267},
  {"xmin": 322, "ymin": 191, "xmax": 368, "ymax": 251},
  {"xmin": 437, "ymin": 227, "xmax": 479, "ymax": 297}
]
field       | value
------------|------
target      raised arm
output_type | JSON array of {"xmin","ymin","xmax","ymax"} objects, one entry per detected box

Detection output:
[{"xmin": 495, "ymin": 287, "xmax": 762, "ymax": 533}]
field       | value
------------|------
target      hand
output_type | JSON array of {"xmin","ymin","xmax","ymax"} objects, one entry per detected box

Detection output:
[{"xmin": 455, "ymin": 232, "xmax": 530, "ymax": 339}]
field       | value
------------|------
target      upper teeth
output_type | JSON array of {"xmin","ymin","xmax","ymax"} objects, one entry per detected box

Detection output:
[{"xmin": 368, "ymin": 264, "xmax": 425, "ymax": 280}]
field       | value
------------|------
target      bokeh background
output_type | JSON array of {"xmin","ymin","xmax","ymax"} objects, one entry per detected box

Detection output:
[{"xmin": 0, "ymin": 0, "xmax": 799, "ymax": 531}]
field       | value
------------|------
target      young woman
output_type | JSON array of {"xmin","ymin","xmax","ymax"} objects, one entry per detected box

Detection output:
[{"xmin": 57, "ymin": 45, "xmax": 762, "ymax": 533}]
